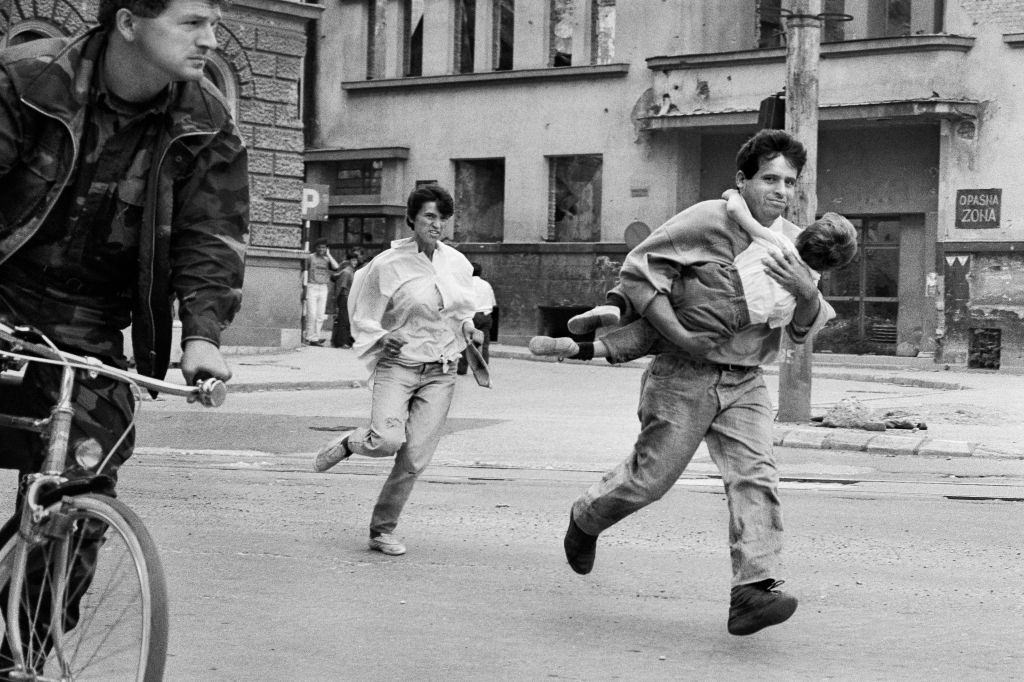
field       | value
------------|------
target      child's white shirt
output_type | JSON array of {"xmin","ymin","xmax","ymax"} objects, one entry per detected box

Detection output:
[{"xmin": 733, "ymin": 230, "xmax": 821, "ymax": 328}]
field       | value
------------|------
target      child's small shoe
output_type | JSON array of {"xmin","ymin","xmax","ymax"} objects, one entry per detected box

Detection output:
[
  {"xmin": 567, "ymin": 305, "xmax": 621, "ymax": 334},
  {"xmin": 528, "ymin": 336, "xmax": 579, "ymax": 360}
]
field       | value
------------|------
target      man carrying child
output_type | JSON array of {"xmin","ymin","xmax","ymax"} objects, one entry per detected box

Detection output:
[{"xmin": 552, "ymin": 129, "xmax": 852, "ymax": 637}]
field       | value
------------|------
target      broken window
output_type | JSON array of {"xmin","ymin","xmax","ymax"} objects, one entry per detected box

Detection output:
[
  {"xmin": 455, "ymin": 0, "xmax": 476, "ymax": 74},
  {"xmin": 493, "ymin": 0, "xmax": 514, "ymax": 71},
  {"xmin": 548, "ymin": 155, "xmax": 602, "ymax": 242},
  {"xmin": 550, "ymin": 0, "xmax": 576, "ymax": 66},
  {"xmin": 550, "ymin": 0, "xmax": 614, "ymax": 67},
  {"xmin": 404, "ymin": 0, "xmax": 424, "ymax": 77},
  {"xmin": 453, "ymin": 159, "xmax": 505, "ymax": 242},
  {"xmin": 592, "ymin": 0, "xmax": 615, "ymax": 64},
  {"xmin": 334, "ymin": 160, "xmax": 383, "ymax": 196}
]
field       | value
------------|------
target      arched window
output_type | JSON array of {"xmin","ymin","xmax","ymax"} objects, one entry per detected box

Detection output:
[
  {"xmin": 1, "ymin": 20, "xmax": 63, "ymax": 49},
  {"xmin": 202, "ymin": 51, "xmax": 238, "ymax": 119}
]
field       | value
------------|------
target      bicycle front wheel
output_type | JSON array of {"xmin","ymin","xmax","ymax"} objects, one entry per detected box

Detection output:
[{"xmin": 1, "ymin": 493, "xmax": 169, "ymax": 681}]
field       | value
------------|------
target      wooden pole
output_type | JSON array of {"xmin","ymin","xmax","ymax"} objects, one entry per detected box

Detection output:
[
  {"xmin": 300, "ymin": 220, "xmax": 311, "ymax": 343},
  {"xmin": 777, "ymin": 0, "xmax": 821, "ymax": 422}
]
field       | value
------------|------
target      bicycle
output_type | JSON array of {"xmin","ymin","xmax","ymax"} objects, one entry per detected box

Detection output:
[{"xmin": 0, "ymin": 320, "xmax": 225, "ymax": 681}]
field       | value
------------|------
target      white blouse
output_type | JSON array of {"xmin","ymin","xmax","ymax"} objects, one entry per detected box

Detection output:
[{"xmin": 348, "ymin": 237, "xmax": 477, "ymax": 372}]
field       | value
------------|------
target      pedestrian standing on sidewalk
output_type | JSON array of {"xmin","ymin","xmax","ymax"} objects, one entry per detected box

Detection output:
[
  {"xmin": 304, "ymin": 238, "xmax": 339, "ymax": 346},
  {"xmin": 456, "ymin": 262, "xmax": 496, "ymax": 375},
  {"xmin": 562, "ymin": 129, "xmax": 832, "ymax": 636},
  {"xmin": 312, "ymin": 184, "xmax": 480, "ymax": 556},
  {"xmin": 330, "ymin": 246, "xmax": 363, "ymax": 348}
]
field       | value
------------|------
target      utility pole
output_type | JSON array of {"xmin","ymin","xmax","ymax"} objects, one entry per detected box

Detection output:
[{"xmin": 776, "ymin": 0, "xmax": 821, "ymax": 422}]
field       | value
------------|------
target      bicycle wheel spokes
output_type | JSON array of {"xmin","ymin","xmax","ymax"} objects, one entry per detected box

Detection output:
[{"xmin": 7, "ymin": 494, "xmax": 168, "ymax": 681}]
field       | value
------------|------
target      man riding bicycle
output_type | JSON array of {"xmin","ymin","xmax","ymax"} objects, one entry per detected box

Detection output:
[
  {"xmin": 0, "ymin": 0, "xmax": 247, "ymax": 479},
  {"xmin": 0, "ymin": 0, "xmax": 248, "ymax": 662}
]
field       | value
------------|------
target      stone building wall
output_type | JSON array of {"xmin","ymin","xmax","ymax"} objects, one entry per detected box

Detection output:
[{"xmin": 1, "ymin": 0, "xmax": 322, "ymax": 348}]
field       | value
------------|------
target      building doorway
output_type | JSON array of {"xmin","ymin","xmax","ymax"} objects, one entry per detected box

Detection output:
[{"xmin": 816, "ymin": 215, "xmax": 901, "ymax": 354}]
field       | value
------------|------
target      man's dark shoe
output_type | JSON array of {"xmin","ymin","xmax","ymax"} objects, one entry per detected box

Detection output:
[
  {"xmin": 563, "ymin": 512, "xmax": 597, "ymax": 575},
  {"xmin": 727, "ymin": 579, "xmax": 798, "ymax": 636}
]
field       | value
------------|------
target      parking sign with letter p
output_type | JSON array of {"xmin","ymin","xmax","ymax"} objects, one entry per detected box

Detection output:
[{"xmin": 301, "ymin": 184, "xmax": 330, "ymax": 220}]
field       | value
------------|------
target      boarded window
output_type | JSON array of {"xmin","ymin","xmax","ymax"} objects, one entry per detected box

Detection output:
[
  {"xmin": 455, "ymin": 0, "xmax": 476, "ymax": 73},
  {"xmin": 493, "ymin": 0, "xmax": 514, "ymax": 71},
  {"xmin": 334, "ymin": 160, "xmax": 383, "ymax": 196},
  {"xmin": 548, "ymin": 155, "xmax": 602, "ymax": 242},
  {"xmin": 454, "ymin": 159, "xmax": 505, "ymax": 243},
  {"xmin": 405, "ymin": 0, "xmax": 424, "ymax": 77}
]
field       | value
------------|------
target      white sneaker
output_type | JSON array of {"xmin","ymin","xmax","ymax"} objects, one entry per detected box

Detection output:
[
  {"xmin": 567, "ymin": 305, "xmax": 621, "ymax": 334},
  {"xmin": 528, "ymin": 336, "xmax": 579, "ymax": 359},
  {"xmin": 369, "ymin": 534, "xmax": 406, "ymax": 556},
  {"xmin": 313, "ymin": 433, "xmax": 352, "ymax": 472}
]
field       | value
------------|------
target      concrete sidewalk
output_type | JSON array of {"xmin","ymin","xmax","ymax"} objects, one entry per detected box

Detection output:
[{"xmin": 215, "ymin": 343, "xmax": 1024, "ymax": 461}]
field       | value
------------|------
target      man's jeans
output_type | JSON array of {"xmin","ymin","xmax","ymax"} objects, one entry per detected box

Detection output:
[
  {"xmin": 305, "ymin": 283, "xmax": 329, "ymax": 342},
  {"xmin": 572, "ymin": 354, "xmax": 782, "ymax": 586},
  {"xmin": 346, "ymin": 360, "xmax": 457, "ymax": 535}
]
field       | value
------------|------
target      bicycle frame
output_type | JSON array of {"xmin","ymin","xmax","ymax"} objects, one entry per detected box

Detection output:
[{"xmin": 0, "ymin": 321, "xmax": 224, "ymax": 678}]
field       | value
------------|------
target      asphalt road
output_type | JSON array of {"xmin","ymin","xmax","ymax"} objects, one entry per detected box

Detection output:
[
  {"xmin": 9, "ymin": 456, "xmax": 1014, "ymax": 680},
  {"xmin": 2, "ymin": 359, "xmax": 1018, "ymax": 679}
]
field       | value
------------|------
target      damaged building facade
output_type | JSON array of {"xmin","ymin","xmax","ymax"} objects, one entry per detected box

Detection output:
[
  {"xmin": 309, "ymin": 0, "xmax": 1024, "ymax": 368},
  {"xmin": 0, "ymin": 0, "xmax": 321, "ymax": 349}
]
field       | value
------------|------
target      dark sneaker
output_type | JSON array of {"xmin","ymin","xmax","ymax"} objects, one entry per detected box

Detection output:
[
  {"xmin": 563, "ymin": 512, "xmax": 597, "ymax": 575},
  {"xmin": 567, "ymin": 305, "xmax": 621, "ymax": 334},
  {"xmin": 727, "ymin": 579, "xmax": 798, "ymax": 636},
  {"xmin": 313, "ymin": 433, "xmax": 352, "ymax": 472}
]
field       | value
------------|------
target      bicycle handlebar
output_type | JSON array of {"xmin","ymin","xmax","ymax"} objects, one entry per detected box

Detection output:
[{"xmin": 0, "ymin": 321, "xmax": 226, "ymax": 407}]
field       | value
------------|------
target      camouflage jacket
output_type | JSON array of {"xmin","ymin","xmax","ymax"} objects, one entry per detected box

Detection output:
[{"xmin": 0, "ymin": 28, "xmax": 249, "ymax": 379}]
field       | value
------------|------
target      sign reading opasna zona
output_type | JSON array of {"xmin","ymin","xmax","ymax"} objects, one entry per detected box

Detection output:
[{"xmin": 955, "ymin": 188, "xmax": 1001, "ymax": 229}]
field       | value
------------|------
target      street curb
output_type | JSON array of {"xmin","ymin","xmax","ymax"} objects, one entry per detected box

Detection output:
[{"xmin": 774, "ymin": 426, "xmax": 979, "ymax": 458}]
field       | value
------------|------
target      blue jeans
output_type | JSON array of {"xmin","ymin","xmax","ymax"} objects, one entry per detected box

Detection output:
[
  {"xmin": 572, "ymin": 354, "xmax": 782, "ymax": 586},
  {"xmin": 347, "ymin": 360, "xmax": 457, "ymax": 535},
  {"xmin": 602, "ymin": 266, "xmax": 750, "ymax": 364}
]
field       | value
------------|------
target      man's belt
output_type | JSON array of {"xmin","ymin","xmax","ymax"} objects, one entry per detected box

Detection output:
[{"xmin": 710, "ymin": 362, "xmax": 757, "ymax": 373}]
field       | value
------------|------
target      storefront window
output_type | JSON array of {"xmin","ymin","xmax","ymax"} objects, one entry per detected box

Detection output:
[{"xmin": 816, "ymin": 216, "xmax": 901, "ymax": 355}]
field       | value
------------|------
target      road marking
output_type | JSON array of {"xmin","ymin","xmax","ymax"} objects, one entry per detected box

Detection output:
[
  {"xmin": 673, "ymin": 478, "xmax": 849, "ymax": 491},
  {"xmin": 134, "ymin": 447, "xmax": 1024, "ymax": 500}
]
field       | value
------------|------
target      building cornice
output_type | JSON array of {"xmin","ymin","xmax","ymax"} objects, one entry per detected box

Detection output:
[
  {"xmin": 304, "ymin": 147, "xmax": 409, "ymax": 162},
  {"xmin": 646, "ymin": 34, "xmax": 975, "ymax": 71},
  {"xmin": 639, "ymin": 98, "xmax": 980, "ymax": 133},
  {"xmin": 343, "ymin": 63, "xmax": 630, "ymax": 91}
]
